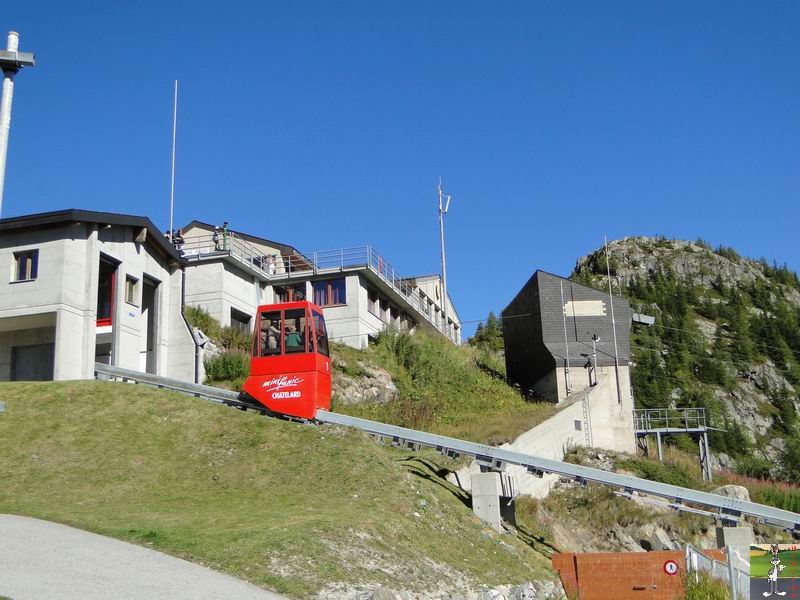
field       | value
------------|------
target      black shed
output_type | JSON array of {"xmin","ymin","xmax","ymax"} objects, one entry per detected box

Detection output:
[{"xmin": 502, "ymin": 271, "xmax": 631, "ymax": 402}]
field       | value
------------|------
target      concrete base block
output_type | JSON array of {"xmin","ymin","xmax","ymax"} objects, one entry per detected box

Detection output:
[
  {"xmin": 471, "ymin": 472, "xmax": 516, "ymax": 533},
  {"xmin": 715, "ymin": 526, "xmax": 753, "ymax": 559}
]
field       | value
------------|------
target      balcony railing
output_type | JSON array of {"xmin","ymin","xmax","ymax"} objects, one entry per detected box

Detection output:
[
  {"xmin": 178, "ymin": 235, "xmax": 459, "ymax": 342},
  {"xmin": 633, "ymin": 407, "xmax": 707, "ymax": 432}
]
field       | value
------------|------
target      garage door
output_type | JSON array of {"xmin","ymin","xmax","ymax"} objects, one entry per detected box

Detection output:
[{"xmin": 11, "ymin": 343, "xmax": 55, "ymax": 381}]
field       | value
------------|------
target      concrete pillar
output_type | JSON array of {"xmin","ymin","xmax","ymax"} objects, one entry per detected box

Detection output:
[
  {"xmin": 715, "ymin": 527, "xmax": 753, "ymax": 562},
  {"xmin": 471, "ymin": 472, "xmax": 504, "ymax": 533},
  {"xmin": 53, "ymin": 309, "xmax": 90, "ymax": 380}
]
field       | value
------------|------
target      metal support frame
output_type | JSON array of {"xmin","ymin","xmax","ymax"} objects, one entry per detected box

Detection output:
[
  {"xmin": 93, "ymin": 362, "xmax": 800, "ymax": 533},
  {"xmin": 634, "ymin": 407, "xmax": 712, "ymax": 481}
]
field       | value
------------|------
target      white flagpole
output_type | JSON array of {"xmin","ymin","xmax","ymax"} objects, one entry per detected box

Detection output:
[{"xmin": 169, "ymin": 80, "xmax": 178, "ymax": 241}]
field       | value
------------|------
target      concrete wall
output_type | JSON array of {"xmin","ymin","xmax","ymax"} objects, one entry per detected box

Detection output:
[
  {"xmin": 553, "ymin": 551, "xmax": 686, "ymax": 600},
  {"xmin": 453, "ymin": 368, "xmax": 635, "ymax": 499}
]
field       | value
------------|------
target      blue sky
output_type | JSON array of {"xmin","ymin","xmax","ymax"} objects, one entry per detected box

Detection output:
[{"xmin": 3, "ymin": 2, "xmax": 799, "ymax": 335}]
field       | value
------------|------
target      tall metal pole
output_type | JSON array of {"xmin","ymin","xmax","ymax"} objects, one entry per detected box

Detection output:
[
  {"xmin": 0, "ymin": 32, "xmax": 36, "ymax": 218},
  {"xmin": 168, "ymin": 80, "xmax": 178, "ymax": 241},
  {"xmin": 437, "ymin": 177, "xmax": 451, "ymax": 339},
  {"xmin": 605, "ymin": 236, "xmax": 623, "ymax": 405}
]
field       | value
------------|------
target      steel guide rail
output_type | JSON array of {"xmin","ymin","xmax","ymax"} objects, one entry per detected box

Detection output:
[{"xmin": 94, "ymin": 363, "xmax": 800, "ymax": 533}]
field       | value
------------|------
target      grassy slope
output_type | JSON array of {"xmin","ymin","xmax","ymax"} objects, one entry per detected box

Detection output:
[
  {"xmin": 330, "ymin": 333, "xmax": 557, "ymax": 445},
  {"xmin": 0, "ymin": 381, "xmax": 551, "ymax": 597}
]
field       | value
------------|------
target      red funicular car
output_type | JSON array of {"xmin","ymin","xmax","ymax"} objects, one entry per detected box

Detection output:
[{"xmin": 242, "ymin": 301, "xmax": 331, "ymax": 420}]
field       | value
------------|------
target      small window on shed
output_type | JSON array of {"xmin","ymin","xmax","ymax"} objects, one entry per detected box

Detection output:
[{"xmin": 574, "ymin": 419, "xmax": 582, "ymax": 431}]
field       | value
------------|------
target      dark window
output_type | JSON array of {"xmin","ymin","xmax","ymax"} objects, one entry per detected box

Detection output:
[
  {"xmin": 14, "ymin": 249, "xmax": 38, "ymax": 281},
  {"xmin": 574, "ymin": 420, "xmax": 582, "ymax": 431},
  {"xmin": 313, "ymin": 279, "xmax": 346, "ymax": 307},
  {"xmin": 284, "ymin": 308, "xmax": 308, "ymax": 354},
  {"xmin": 97, "ymin": 260, "xmax": 116, "ymax": 326},
  {"xmin": 367, "ymin": 289, "xmax": 379, "ymax": 317},
  {"xmin": 274, "ymin": 283, "xmax": 307, "ymax": 303},
  {"xmin": 258, "ymin": 310, "xmax": 283, "ymax": 356},
  {"xmin": 230, "ymin": 308, "xmax": 251, "ymax": 334},
  {"xmin": 312, "ymin": 311, "xmax": 329, "ymax": 356}
]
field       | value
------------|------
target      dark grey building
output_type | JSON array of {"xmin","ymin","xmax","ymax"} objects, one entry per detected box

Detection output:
[{"xmin": 503, "ymin": 271, "xmax": 631, "ymax": 402}]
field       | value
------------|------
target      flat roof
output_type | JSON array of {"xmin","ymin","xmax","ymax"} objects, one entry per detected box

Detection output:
[
  {"xmin": 183, "ymin": 220, "xmax": 301, "ymax": 256},
  {"xmin": 0, "ymin": 208, "xmax": 183, "ymax": 262}
]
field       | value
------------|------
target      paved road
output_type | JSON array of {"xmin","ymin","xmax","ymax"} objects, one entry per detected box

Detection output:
[
  {"xmin": 751, "ymin": 577, "xmax": 796, "ymax": 597},
  {"xmin": 0, "ymin": 515, "xmax": 289, "ymax": 600}
]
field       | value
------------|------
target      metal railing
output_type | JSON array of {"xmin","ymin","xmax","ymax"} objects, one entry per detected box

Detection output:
[
  {"xmin": 179, "ymin": 237, "xmax": 459, "ymax": 342},
  {"xmin": 634, "ymin": 407, "xmax": 707, "ymax": 432},
  {"xmin": 685, "ymin": 544, "xmax": 749, "ymax": 599}
]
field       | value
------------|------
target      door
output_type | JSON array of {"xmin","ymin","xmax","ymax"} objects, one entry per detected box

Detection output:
[
  {"xmin": 141, "ymin": 278, "xmax": 159, "ymax": 374},
  {"xmin": 11, "ymin": 343, "xmax": 55, "ymax": 381}
]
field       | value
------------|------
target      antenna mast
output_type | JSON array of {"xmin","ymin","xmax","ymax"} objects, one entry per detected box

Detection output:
[
  {"xmin": 168, "ymin": 80, "xmax": 178, "ymax": 241},
  {"xmin": 437, "ymin": 177, "xmax": 452, "ymax": 340}
]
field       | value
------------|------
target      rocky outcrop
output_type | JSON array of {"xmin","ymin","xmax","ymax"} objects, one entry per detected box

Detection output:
[{"xmin": 331, "ymin": 358, "xmax": 399, "ymax": 406}]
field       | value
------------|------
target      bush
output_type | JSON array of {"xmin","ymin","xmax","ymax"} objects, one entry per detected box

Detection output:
[
  {"xmin": 185, "ymin": 305, "xmax": 251, "ymax": 353},
  {"xmin": 204, "ymin": 351, "xmax": 249, "ymax": 382},
  {"xmin": 616, "ymin": 457, "xmax": 699, "ymax": 489},
  {"xmin": 684, "ymin": 571, "xmax": 731, "ymax": 600}
]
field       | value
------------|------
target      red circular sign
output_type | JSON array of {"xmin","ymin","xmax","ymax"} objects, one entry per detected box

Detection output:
[{"xmin": 663, "ymin": 560, "xmax": 679, "ymax": 576}]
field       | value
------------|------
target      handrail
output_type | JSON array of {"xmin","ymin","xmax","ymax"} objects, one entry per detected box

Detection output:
[
  {"xmin": 93, "ymin": 363, "xmax": 800, "ymax": 534},
  {"xmin": 180, "ymin": 237, "xmax": 460, "ymax": 342},
  {"xmin": 634, "ymin": 407, "xmax": 707, "ymax": 431}
]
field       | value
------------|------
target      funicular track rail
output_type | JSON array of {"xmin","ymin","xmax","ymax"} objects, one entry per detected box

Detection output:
[{"xmin": 94, "ymin": 363, "xmax": 800, "ymax": 534}]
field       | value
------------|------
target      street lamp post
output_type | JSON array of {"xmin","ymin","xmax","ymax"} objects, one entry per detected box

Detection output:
[{"xmin": 0, "ymin": 31, "xmax": 36, "ymax": 218}]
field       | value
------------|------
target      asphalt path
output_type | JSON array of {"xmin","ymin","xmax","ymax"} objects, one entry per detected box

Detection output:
[
  {"xmin": 750, "ymin": 577, "xmax": 797, "ymax": 597},
  {"xmin": 0, "ymin": 515, "xmax": 289, "ymax": 600}
]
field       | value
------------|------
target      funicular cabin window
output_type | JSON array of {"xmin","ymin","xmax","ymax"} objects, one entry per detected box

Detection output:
[
  {"xmin": 312, "ymin": 311, "xmax": 329, "ymax": 356},
  {"xmin": 14, "ymin": 249, "xmax": 38, "ymax": 282},
  {"xmin": 284, "ymin": 309, "xmax": 308, "ymax": 354},
  {"xmin": 258, "ymin": 311, "xmax": 282, "ymax": 356},
  {"xmin": 313, "ymin": 279, "xmax": 345, "ymax": 307}
]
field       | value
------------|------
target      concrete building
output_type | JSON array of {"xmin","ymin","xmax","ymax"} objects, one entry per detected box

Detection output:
[
  {"xmin": 0, "ymin": 209, "xmax": 460, "ymax": 382},
  {"xmin": 179, "ymin": 221, "xmax": 461, "ymax": 348},
  {"xmin": 0, "ymin": 210, "xmax": 196, "ymax": 381},
  {"xmin": 502, "ymin": 270, "xmax": 632, "ymax": 403}
]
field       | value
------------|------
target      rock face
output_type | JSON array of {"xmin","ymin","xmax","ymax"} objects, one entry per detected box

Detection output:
[
  {"xmin": 574, "ymin": 236, "xmax": 800, "ymax": 472},
  {"xmin": 711, "ymin": 484, "xmax": 751, "ymax": 503},
  {"xmin": 331, "ymin": 358, "xmax": 399, "ymax": 406}
]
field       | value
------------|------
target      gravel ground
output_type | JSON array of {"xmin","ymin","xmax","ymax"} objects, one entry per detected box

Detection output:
[{"xmin": 0, "ymin": 515, "xmax": 288, "ymax": 600}]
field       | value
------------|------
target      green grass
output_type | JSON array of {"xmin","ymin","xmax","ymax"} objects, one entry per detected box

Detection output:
[
  {"xmin": 0, "ymin": 381, "xmax": 552, "ymax": 597},
  {"xmin": 331, "ymin": 332, "xmax": 557, "ymax": 445},
  {"xmin": 749, "ymin": 548, "xmax": 800, "ymax": 578}
]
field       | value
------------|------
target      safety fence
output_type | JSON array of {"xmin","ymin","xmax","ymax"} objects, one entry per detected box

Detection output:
[
  {"xmin": 634, "ymin": 407, "xmax": 707, "ymax": 432},
  {"xmin": 178, "ymin": 234, "xmax": 459, "ymax": 342},
  {"xmin": 685, "ymin": 544, "xmax": 749, "ymax": 599}
]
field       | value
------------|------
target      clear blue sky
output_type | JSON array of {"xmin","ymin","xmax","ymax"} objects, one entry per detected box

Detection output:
[{"xmin": 3, "ymin": 2, "xmax": 799, "ymax": 335}]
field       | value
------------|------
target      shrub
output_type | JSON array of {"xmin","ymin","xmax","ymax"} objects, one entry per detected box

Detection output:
[
  {"xmin": 684, "ymin": 571, "xmax": 731, "ymax": 600},
  {"xmin": 204, "ymin": 350, "xmax": 249, "ymax": 382}
]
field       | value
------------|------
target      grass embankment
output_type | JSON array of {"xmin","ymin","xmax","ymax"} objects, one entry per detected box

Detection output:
[
  {"xmin": 331, "ymin": 332, "xmax": 556, "ymax": 445},
  {"xmin": 684, "ymin": 571, "xmax": 737, "ymax": 600},
  {"xmin": 0, "ymin": 381, "xmax": 552, "ymax": 597}
]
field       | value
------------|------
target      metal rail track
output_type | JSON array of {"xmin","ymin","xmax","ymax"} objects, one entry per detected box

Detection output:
[{"xmin": 94, "ymin": 363, "xmax": 800, "ymax": 534}]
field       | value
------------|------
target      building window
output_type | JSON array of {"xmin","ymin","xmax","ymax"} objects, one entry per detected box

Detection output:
[
  {"xmin": 230, "ymin": 308, "xmax": 251, "ymax": 334},
  {"xmin": 313, "ymin": 278, "xmax": 346, "ymax": 307},
  {"xmin": 97, "ymin": 260, "xmax": 116, "ymax": 326},
  {"xmin": 367, "ymin": 289, "xmax": 379, "ymax": 317},
  {"xmin": 274, "ymin": 283, "xmax": 306, "ymax": 303},
  {"xmin": 125, "ymin": 276, "xmax": 139, "ymax": 305},
  {"xmin": 13, "ymin": 250, "xmax": 38, "ymax": 281}
]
